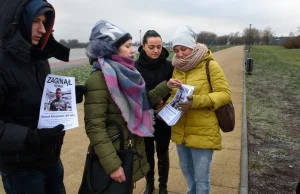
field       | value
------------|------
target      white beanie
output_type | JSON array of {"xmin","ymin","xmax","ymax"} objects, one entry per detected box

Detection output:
[{"xmin": 172, "ymin": 25, "xmax": 197, "ymax": 50}]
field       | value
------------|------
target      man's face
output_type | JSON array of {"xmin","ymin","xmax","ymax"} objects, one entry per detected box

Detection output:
[
  {"xmin": 31, "ymin": 14, "xmax": 46, "ymax": 45},
  {"xmin": 56, "ymin": 90, "xmax": 62, "ymax": 99}
]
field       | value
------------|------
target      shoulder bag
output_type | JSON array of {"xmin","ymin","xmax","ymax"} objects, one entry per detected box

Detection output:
[{"xmin": 205, "ymin": 60, "xmax": 235, "ymax": 132}]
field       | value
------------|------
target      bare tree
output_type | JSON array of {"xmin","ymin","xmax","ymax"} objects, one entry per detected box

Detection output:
[
  {"xmin": 228, "ymin": 32, "xmax": 241, "ymax": 45},
  {"xmin": 262, "ymin": 27, "xmax": 274, "ymax": 44},
  {"xmin": 197, "ymin": 31, "xmax": 217, "ymax": 45},
  {"xmin": 216, "ymin": 35, "xmax": 229, "ymax": 45},
  {"xmin": 228, "ymin": 32, "xmax": 234, "ymax": 45},
  {"xmin": 289, "ymin": 32, "xmax": 295, "ymax": 37},
  {"xmin": 58, "ymin": 39, "xmax": 88, "ymax": 48},
  {"xmin": 59, "ymin": 39, "xmax": 68, "ymax": 46},
  {"xmin": 243, "ymin": 27, "xmax": 261, "ymax": 45}
]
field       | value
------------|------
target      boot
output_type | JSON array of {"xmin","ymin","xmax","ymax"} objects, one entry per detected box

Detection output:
[
  {"xmin": 144, "ymin": 180, "xmax": 154, "ymax": 194},
  {"xmin": 157, "ymin": 151, "xmax": 170, "ymax": 194},
  {"xmin": 144, "ymin": 137, "xmax": 155, "ymax": 194},
  {"xmin": 159, "ymin": 187, "xmax": 168, "ymax": 194}
]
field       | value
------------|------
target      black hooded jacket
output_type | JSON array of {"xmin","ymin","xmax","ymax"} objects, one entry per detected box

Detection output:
[
  {"xmin": 134, "ymin": 46, "xmax": 173, "ymax": 129},
  {"xmin": 0, "ymin": 0, "xmax": 70, "ymax": 173}
]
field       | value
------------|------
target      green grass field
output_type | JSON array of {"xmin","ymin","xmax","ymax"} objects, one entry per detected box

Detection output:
[{"xmin": 246, "ymin": 45, "xmax": 300, "ymax": 193}]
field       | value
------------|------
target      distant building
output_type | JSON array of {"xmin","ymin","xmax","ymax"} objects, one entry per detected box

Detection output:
[{"xmin": 269, "ymin": 37, "xmax": 292, "ymax": 45}]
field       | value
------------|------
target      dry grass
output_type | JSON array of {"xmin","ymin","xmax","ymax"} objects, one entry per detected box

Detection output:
[{"xmin": 247, "ymin": 45, "xmax": 300, "ymax": 193}]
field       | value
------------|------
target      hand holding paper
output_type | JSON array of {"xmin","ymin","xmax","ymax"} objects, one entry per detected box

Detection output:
[
  {"xmin": 38, "ymin": 74, "xmax": 79, "ymax": 130},
  {"xmin": 27, "ymin": 124, "xmax": 65, "ymax": 148},
  {"xmin": 156, "ymin": 100, "xmax": 164, "ymax": 110},
  {"xmin": 158, "ymin": 84, "xmax": 194, "ymax": 126},
  {"xmin": 178, "ymin": 95, "xmax": 193, "ymax": 111},
  {"xmin": 167, "ymin": 78, "xmax": 182, "ymax": 89}
]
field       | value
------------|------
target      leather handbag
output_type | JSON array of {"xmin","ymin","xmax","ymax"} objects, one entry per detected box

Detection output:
[
  {"xmin": 205, "ymin": 60, "xmax": 235, "ymax": 132},
  {"xmin": 78, "ymin": 121, "xmax": 139, "ymax": 194}
]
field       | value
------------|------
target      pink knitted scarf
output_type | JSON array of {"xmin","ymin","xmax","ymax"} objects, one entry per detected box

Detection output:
[{"xmin": 172, "ymin": 43, "xmax": 208, "ymax": 72}]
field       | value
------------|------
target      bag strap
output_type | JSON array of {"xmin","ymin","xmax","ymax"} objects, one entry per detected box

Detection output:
[
  {"xmin": 205, "ymin": 59, "xmax": 213, "ymax": 92},
  {"xmin": 88, "ymin": 121, "xmax": 135, "ymax": 154},
  {"xmin": 108, "ymin": 121, "xmax": 126, "ymax": 150}
]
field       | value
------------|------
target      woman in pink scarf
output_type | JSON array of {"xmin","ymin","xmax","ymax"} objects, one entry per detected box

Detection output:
[{"xmin": 83, "ymin": 20, "xmax": 181, "ymax": 194}]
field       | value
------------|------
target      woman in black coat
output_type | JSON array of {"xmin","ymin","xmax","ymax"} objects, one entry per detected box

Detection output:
[{"xmin": 135, "ymin": 30, "xmax": 174, "ymax": 194}]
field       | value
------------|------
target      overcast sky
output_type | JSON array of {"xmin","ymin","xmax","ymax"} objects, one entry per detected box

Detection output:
[{"xmin": 50, "ymin": 0, "xmax": 300, "ymax": 43}]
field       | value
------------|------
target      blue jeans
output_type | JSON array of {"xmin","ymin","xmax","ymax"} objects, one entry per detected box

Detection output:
[
  {"xmin": 176, "ymin": 144, "xmax": 213, "ymax": 194},
  {"xmin": 0, "ymin": 159, "xmax": 66, "ymax": 194}
]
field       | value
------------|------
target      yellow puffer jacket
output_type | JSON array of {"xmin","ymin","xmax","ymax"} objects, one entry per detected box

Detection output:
[{"xmin": 168, "ymin": 51, "xmax": 231, "ymax": 150}]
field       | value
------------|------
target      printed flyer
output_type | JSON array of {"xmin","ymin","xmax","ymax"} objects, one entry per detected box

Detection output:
[
  {"xmin": 38, "ymin": 74, "xmax": 78, "ymax": 130},
  {"xmin": 158, "ymin": 84, "xmax": 194, "ymax": 126}
]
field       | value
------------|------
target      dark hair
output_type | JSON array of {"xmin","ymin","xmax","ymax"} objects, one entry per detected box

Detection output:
[
  {"xmin": 142, "ymin": 30, "xmax": 161, "ymax": 45},
  {"xmin": 114, "ymin": 33, "xmax": 132, "ymax": 50}
]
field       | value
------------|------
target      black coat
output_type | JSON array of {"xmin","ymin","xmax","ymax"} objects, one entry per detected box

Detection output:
[
  {"xmin": 135, "ymin": 46, "xmax": 173, "ymax": 130},
  {"xmin": 0, "ymin": 0, "xmax": 69, "ymax": 173}
]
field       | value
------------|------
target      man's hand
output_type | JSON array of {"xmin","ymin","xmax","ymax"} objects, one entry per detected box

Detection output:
[
  {"xmin": 178, "ymin": 95, "xmax": 193, "ymax": 112},
  {"xmin": 110, "ymin": 167, "xmax": 126, "ymax": 183},
  {"xmin": 167, "ymin": 78, "xmax": 182, "ymax": 89}
]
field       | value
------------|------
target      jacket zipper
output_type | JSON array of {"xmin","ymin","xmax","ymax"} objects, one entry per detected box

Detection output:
[{"xmin": 182, "ymin": 73, "xmax": 187, "ymax": 144}]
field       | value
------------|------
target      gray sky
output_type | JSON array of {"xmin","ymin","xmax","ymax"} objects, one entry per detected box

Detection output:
[{"xmin": 50, "ymin": 0, "xmax": 300, "ymax": 43}]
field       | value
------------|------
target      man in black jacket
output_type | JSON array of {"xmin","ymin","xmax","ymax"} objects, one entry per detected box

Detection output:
[
  {"xmin": 135, "ymin": 30, "xmax": 174, "ymax": 194},
  {"xmin": 0, "ymin": 0, "xmax": 69, "ymax": 193}
]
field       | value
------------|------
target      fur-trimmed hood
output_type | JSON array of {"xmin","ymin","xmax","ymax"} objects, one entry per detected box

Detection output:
[{"xmin": 86, "ymin": 39, "xmax": 117, "ymax": 59}]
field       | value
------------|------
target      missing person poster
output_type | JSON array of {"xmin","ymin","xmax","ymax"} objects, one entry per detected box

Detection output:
[
  {"xmin": 38, "ymin": 74, "xmax": 79, "ymax": 130},
  {"xmin": 158, "ymin": 84, "xmax": 194, "ymax": 126}
]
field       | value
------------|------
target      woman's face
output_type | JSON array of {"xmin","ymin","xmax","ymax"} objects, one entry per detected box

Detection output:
[
  {"xmin": 118, "ymin": 39, "xmax": 135, "ymax": 58},
  {"xmin": 143, "ymin": 37, "xmax": 162, "ymax": 59},
  {"xmin": 173, "ymin": 45, "xmax": 193, "ymax": 59}
]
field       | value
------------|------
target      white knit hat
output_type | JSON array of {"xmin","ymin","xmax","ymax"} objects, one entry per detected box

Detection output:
[{"xmin": 172, "ymin": 25, "xmax": 197, "ymax": 50}]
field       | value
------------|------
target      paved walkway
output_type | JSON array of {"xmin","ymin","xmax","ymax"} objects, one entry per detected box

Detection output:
[{"xmin": 0, "ymin": 46, "xmax": 244, "ymax": 194}]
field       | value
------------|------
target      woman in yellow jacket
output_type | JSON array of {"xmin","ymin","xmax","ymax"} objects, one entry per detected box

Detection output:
[{"xmin": 168, "ymin": 26, "xmax": 231, "ymax": 194}]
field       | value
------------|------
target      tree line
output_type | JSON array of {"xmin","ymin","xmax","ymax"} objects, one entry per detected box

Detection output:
[
  {"xmin": 59, "ymin": 39, "xmax": 88, "ymax": 48},
  {"xmin": 59, "ymin": 27, "xmax": 300, "ymax": 49},
  {"xmin": 197, "ymin": 27, "xmax": 275, "ymax": 45},
  {"xmin": 198, "ymin": 26, "xmax": 300, "ymax": 49}
]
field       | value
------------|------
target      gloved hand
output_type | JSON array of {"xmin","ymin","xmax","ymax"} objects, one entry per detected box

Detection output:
[
  {"xmin": 75, "ymin": 85, "xmax": 87, "ymax": 104},
  {"xmin": 27, "ymin": 124, "xmax": 65, "ymax": 148},
  {"xmin": 178, "ymin": 95, "xmax": 193, "ymax": 112}
]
